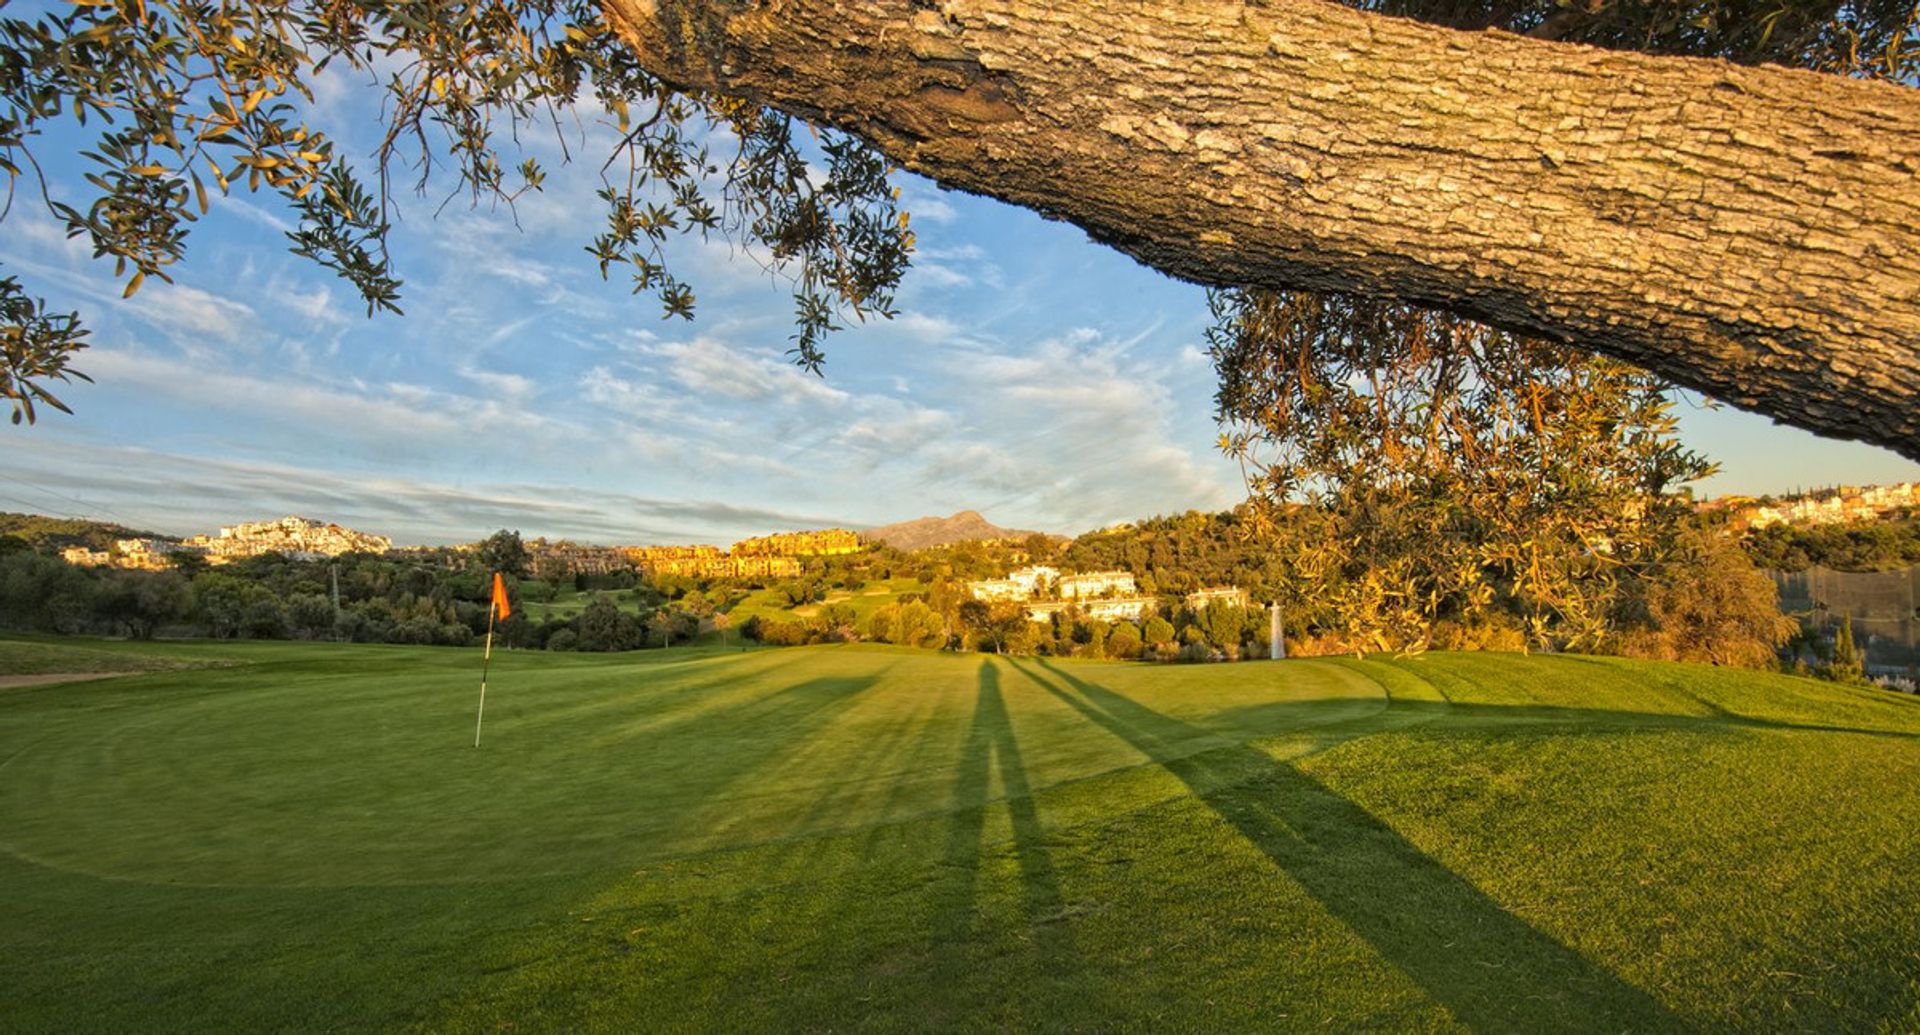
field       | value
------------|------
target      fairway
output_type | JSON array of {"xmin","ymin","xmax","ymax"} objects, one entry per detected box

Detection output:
[{"xmin": 4, "ymin": 641, "xmax": 1920, "ymax": 1031}]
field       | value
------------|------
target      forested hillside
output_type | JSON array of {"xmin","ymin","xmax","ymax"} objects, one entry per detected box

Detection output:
[
  {"xmin": 1744, "ymin": 519, "xmax": 1920, "ymax": 573},
  {"xmin": 0, "ymin": 512, "xmax": 163, "ymax": 553}
]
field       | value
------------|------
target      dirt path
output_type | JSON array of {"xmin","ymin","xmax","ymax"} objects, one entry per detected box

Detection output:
[{"xmin": 0, "ymin": 672, "xmax": 125, "ymax": 689}]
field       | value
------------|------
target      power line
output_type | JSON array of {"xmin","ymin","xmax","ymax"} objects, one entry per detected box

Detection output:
[
  {"xmin": 0, "ymin": 489, "xmax": 73, "ymax": 516},
  {"xmin": 0, "ymin": 480, "xmax": 145, "ymax": 530}
]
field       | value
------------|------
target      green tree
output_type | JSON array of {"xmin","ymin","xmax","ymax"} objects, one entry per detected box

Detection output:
[
  {"xmin": 99, "ymin": 569, "xmax": 192, "ymax": 639},
  {"xmin": 958, "ymin": 599, "xmax": 1030, "ymax": 654},
  {"xmin": 517, "ymin": 579, "xmax": 558, "ymax": 603},
  {"xmin": 1829, "ymin": 617, "xmax": 1866, "ymax": 684},
  {"xmin": 1192, "ymin": 601, "xmax": 1251, "ymax": 658},
  {"xmin": 1214, "ymin": 291, "xmax": 1715, "ymax": 654},
  {"xmin": 1081, "ymin": 620, "xmax": 1108, "ymax": 660},
  {"xmin": 477, "ymin": 530, "xmax": 530, "ymax": 580},
  {"xmin": 866, "ymin": 603, "xmax": 899, "ymax": 645},
  {"xmin": 286, "ymin": 592, "xmax": 335, "ymax": 640},
  {"xmin": 192, "ymin": 572, "xmax": 256, "ymax": 639},
  {"xmin": 862, "ymin": 598, "xmax": 938, "ymax": 649},
  {"xmin": 579, "ymin": 595, "xmax": 642, "ymax": 651},
  {"xmin": 0, "ymin": 553, "xmax": 95, "ymax": 632},
  {"xmin": 926, "ymin": 577, "xmax": 967, "ymax": 647},
  {"xmin": 957, "ymin": 599, "xmax": 995, "ymax": 652},
  {"xmin": 1143, "ymin": 616, "xmax": 1176, "ymax": 651},
  {"xmin": 645, "ymin": 606, "xmax": 697, "ymax": 649},
  {"xmin": 241, "ymin": 592, "xmax": 290, "ymax": 639},
  {"xmin": 818, "ymin": 604, "xmax": 860, "ymax": 643}
]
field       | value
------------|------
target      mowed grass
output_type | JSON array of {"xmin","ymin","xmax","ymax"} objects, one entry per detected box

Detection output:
[
  {"xmin": 726, "ymin": 576, "xmax": 927, "ymax": 625},
  {"xmin": 4, "ymin": 641, "xmax": 1920, "ymax": 1031},
  {"xmin": 0, "ymin": 634, "xmax": 226, "ymax": 676},
  {"xmin": 516, "ymin": 588, "xmax": 648, "ymax": 622}
]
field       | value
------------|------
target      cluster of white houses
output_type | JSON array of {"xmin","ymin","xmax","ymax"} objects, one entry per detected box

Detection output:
[
  {"xmin": 1744, "ymin": 482, "xmax": 1920, "ymax": 528},
  {"xmin": 60, "ymin": 517, "xmax": 393, "ymax": 570},
  {"xmin": 966, "ymin": 566, "xmax": 1251, "ymax": 623}
]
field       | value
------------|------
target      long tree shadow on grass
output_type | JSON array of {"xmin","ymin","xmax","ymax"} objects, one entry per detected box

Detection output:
[
  {"xmin": 1020, "ymin": 658, "xmax": 1689, "ymax": 1034},
  {"xmin": 637, "ymin": 672, "xmax": 891, "ymax": 842},
  {"xmin": 927, "ymin": 660, "xmax": 1075, "ymax": 1002}
]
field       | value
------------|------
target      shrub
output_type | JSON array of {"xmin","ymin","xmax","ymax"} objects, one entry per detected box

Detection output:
[{"xmin": 1614, "ymin": 524, "xmax": 1795, "ymax": 668}]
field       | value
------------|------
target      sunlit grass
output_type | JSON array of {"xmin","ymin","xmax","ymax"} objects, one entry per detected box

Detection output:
[
  {"xmin": 0, "ymin": 633, "xmax": 228, "ymax": 675},
  {"xmin": 3, "ymin": 640, "xmax": 1918, "ymax": 1030},
  {"xmin": 725, "ymin": 576, "xmax": 926, "ymax": 625}
]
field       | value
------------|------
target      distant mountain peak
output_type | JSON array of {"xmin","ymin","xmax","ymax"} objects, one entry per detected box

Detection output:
[{"xmin": 864, "ymin": 511, "xmax": 1044, "ymax": 552}]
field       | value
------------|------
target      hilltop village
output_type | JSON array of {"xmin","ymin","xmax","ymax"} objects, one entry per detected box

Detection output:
[
  {"xmin": 61, "ymin": 517, "xmax": 393, "ymax": 570},
  {"xmin": 1704, "ymin": 482, "xmax": 1920, "ymax": 529}
]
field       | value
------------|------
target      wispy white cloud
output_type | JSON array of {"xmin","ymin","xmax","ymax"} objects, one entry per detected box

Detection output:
[
  {"xmin": 889, "ymin": 311, "xmax": 962, "ymax": 343},
  {"xmin": 907, "ymin": 241, "xmax": 1004, "ymax": 293},
  {"xmin": 457, "ymin": 365, "xmax": 538, "ymax": 401},
  {"xmin": 76, "ymin": 347, "xmax": 578, "ymax": 463},
  {"xmin": 915, "ymin": 328, "xmax": 1239, "ymax": 529},
  {"xmin": 212, "ymin": 194, "xmax": 296, "ymax": 235},
  {"xmin": 136, "ymin": 283, "xmax": 261, "ymax": 346},
  {"xmin": 635, "ymin": 335, "xmax": 851, "ymax": 407},
  {"xmin": 901, "ymin": 189, "xmax": 959, "ymax": 225},
  {"xmin": 0, "ymin": 440, "xmax": 853, "ymax": 546},
  {"xmin": 1, "ymin": 131, "xmax": 1258, "ymax": 544},
  {"xmin": 913, "ymin": 263, "xmax": 974, "ymax": 289},
  {"xmin": 0, "ymin": 213, "xmax": 268, "ymax": 360}
]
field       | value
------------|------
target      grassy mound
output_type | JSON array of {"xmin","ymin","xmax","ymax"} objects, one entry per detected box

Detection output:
[
  {"xmin": 0, "ymin": 634, "xmax": 232, "ymax": 677},
  {"xmin": 2, "ymin": 642, "xmax": 1917, "ymax": 1031}
]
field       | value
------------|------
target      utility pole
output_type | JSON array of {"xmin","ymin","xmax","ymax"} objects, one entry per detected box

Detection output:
[
  {"xmin": 330, "ymin": 564, "xmax": 341, "ymax": 641},
  {"xmin": 1269, "ymin": 601, "xmax": 1286, "ymax": 660}
]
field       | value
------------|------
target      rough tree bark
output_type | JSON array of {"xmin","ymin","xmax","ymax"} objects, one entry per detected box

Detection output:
[{"xmin": 604, "ymin": 0, "xmax": 1920, "ymax": 459}]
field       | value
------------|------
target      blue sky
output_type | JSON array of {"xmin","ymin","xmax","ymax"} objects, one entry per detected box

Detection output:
[{"xmin": 3, "ymin": 67, "xmax": 1916, "ymax": 546}]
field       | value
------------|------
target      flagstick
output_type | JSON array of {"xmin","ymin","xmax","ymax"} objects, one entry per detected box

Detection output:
[{"xmin": 474, "ymin": 602, "xmax": 496, "ymax": 748}]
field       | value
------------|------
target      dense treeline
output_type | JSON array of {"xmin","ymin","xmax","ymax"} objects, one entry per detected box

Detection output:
[
  {"xmin": 0, "ymin": 511, "xmax": 1838, "ymax": 676},
  {"xmin": 0, "ymin": 531, "xmax": 710, "ymax": 652},
  {"xmin": 1018, "ymin": 510, "xmax": 1793, "ymax": 668},
  {"xmin": 743, "ymin": 589, "xmax": 1273, "ymax": 662},
  {"xmin": 1743, "ymin": 517, "xmax": 1920, "ymax": 573},
  {"xmin": 0, "ymin": 543, "xmax": 499, "ymax": 646},
  {"xmin": 1060, "ymin": 511, "xmax": 1283, "ymax": 599}
]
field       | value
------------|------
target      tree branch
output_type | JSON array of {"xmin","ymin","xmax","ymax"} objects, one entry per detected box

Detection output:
[{"xmin": 605, "ymin": 0, "xmax": 1920, "ymax": 460}]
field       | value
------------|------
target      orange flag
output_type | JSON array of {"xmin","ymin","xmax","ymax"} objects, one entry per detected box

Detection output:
[{"xmin": 491, "ymin": 572, "xmax": 512, "ymax": 621}]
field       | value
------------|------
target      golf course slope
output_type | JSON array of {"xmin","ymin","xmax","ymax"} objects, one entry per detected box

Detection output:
[{"xmin": 3, "ymin": 638, "xmax": 1919, "ymax": 1031}]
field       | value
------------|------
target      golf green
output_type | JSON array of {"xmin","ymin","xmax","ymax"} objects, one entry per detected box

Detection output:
[{"xmin": 4, "ymin": 639, "xmax": 1919, "ymax": 1031}]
